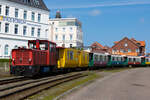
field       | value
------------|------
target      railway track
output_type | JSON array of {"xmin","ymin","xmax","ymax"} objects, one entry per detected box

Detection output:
[
  {"xmin": 0, "ymin": 76, "xmax": 28, "ymax": 85},
  {"xmin": 0, "ymin": 72, "xmax": 88, "ymax": 100}
]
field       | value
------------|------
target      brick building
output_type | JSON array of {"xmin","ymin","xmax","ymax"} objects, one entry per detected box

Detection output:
[
  {"xmin": 111, "ymin": 37, "xmax": 146, "ymax": 56},
  {"xmin": 91, "ymin": 42, "xmax": 110, "ymax": 53}
]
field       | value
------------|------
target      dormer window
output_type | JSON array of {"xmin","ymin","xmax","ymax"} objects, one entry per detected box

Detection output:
[
  {"xmin": 124, "ymin": 43, "xmax": 128, "ymax": 47},
  {"xmin": 33, "ymin": 0, "xmax": 40, "ymax": 6}
]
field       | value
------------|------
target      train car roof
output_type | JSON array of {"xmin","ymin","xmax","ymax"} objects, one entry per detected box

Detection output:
[
  {"xmin": 93, "ymin": 52, "xmax": 109, "ymax": 55},
  {"xmin": 127, "ymin": 56, "xmax": 141, "ymax": 58},
  {"xmin": 56, "ymin": 46, "xmax": 66, "ymax": 49}
]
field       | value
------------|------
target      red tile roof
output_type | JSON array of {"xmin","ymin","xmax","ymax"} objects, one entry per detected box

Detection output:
[
  {"xmin": 91, "ymin": 42, "xmax": 104, "ymax": 49},
  {"xmin": 114, "ymin": 38, "xmax": 145, "ymax": 47}
]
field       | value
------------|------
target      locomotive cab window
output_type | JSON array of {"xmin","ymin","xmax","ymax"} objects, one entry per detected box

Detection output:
[
  {"xmin": 40, "ymin": 43, "xmax": 48, "ymax": 50},
  {"xmin": 29, "ymin": 43, "xmax": 36, "ymax": 49},
  {"xmin": 29, "ymin": 41, "xmax": 48, "ymax": 50}
]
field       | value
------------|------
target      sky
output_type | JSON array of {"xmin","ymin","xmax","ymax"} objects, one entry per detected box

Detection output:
[{"xmin": 43, "ymin": 0, "xmax": 150, "ymax": 52}]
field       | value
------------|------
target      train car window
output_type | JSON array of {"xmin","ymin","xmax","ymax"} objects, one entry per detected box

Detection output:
[
  {"xmin": 117, "ymin": 57, "xmax": 119, "ymax": 61},
  {"xmin": 106, "ymin": 56, "xmax": 108, "ymax": 61},
  {"xmin": 120, "ymin": 57, "xmax": 122, "ymax": 61},
  {"xmin": 103, "ymin": 55, "xmax": 105, "ymax": 61},
  {"xmin": 67, "ymin": 51, "xmax": 70, "ymax": 60},
  {"xmin": 83, "ymin": 53, "xmax": 85, "ymax": 61},
  {"xmin": 94, "ymin": 55, "xmax": 96, "ymax": 61},
  {"xmin": 89, "ymin": 53, "xmax": 93, "ymax": 61},
  {"xmin": 129, "ymin": 58, "xmax": 131, "ymax": 62},
  {"xmin": 49, "ymin": 44, "xmax": 52, "ymax": 52},
  {"xmin": 96, "ymin": 55, "xmax": 98, "ymax": 61},
  {"xmin": 70, "ymin": 51, "xmax": 74, "ymax": 60},
  {"xmin": 101, "ymin": 55, "xmax": 103, "ymax": 61},
  {"xmin": 114, "ymin": 57, "xmax": 116, "ymax": 61},
  {"xmin": 133, "ymin": 58, "xmax": 136, "ymax": 62},
  {"xmin": 87, "ymin": 54, "xmax": 89, "ymax": 62},
  {"xmin": 104, "ymin": 56, "xmax": 106, "ymax": 61},
  {"xmin": 121, "ymin": 57, "xmax": 123, "ymax": 61},
  {"xmin": 98, "ymin": 55, "xmax": 100, "ymax": 61},
  {"xmin": 112, "ymin": 57, "xmax": 114, "ymax": 61}
]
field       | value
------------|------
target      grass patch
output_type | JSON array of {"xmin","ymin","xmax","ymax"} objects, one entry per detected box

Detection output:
[
  {"xmin": 0, "ymin": 59, "xmax": 10, "ymax": 62},
  {"xmin": 27, "ymin": 71, "xmax": 101, "ymax": 100},
  {"xmin": 103, "ymin": 67, "xmax": 132, "ymax": 73}
]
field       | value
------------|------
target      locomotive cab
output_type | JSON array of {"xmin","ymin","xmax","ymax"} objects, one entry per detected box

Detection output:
[{"xmin": 10, "ymin": 40, "xmax": 57, "ymax": 77}]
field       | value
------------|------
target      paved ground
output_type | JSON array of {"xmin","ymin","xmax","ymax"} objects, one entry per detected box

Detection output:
[{"xmin": 62, "ymin": 68, "xmax": 150, "ymax": 100}]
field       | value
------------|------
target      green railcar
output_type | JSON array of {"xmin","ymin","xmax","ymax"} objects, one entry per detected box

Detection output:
[{"xmin": 107, "ymin": 55, "xmax": 128, "ymax": 67}]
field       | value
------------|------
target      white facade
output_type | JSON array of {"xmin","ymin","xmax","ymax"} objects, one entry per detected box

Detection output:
[
  {"xmin": 49, "ymin": 18, "xmax": 83, "ymax": 48},
  {"xmin": 0, "ymin": 0, "xmax": 49, "ymax": 58}
]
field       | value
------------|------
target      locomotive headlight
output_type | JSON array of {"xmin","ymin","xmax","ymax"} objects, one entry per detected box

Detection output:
[
  {"xmin": 12, "ymin": 58, "xmax": 15, "ymax": 62},
  {"xmin": 29, "ymin": 58, "xmax": 32, "ymax": 62}
]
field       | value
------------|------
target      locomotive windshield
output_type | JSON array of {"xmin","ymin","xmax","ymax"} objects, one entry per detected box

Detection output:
[{"xmin": 29, "ymin": 42, "xmax": 48, "ymax": 50}]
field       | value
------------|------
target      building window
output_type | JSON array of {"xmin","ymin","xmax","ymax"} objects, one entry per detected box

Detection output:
[
  {"xmin": 63, "ymin": 28, "xmax": 65, "ymax": 31},
  {"xmin": 4, "ymin": 45, "xmax": 9, "ymax": 55},
  {"xmin": 38, "ymin": 14, "xmax": 41, "ymax": 22},
  {"xmin": 14, "ymin": 45, "xmax": 18, "ymax": 49},
  {"xmin": 70, "ymin": 27, "xmax": 73, "ymax": 31},
  {"xmin": 136, "ymin": 49, "xmax": 139, "ymax": 52},
  {"xmin": 37, "ymin": 28, "xmax": 40, "ymax": 37},
  {"xmin": 31, "ymin": 12, "xmax": 35, "ymax": 21},
  {"xmin": 31, "ymin": 27, "xmax": 35, "ymax": 36},
  {"xmin": 120, "ymin": 49, "xmax": 123, "ymax": 53},
  {"xmin": 5, "ymin": 23, "xmax": 9, "ymax": 33},
  {"xmin": 55, "ymin": 35, "xmax": 58, "ymax": 40},
  {"xmin": 128, "ymin": 49, "xmax": 131, "ymax": 52},
  {"xmin": 0, "ymin": 22, "xmax": 1, "ymax": 32},
  {"xmin": 70, "ymin": 44, "xmax": 72, "ymax": 47},
  {"xmin": 0, "ymin": 5, "xmax": 1, "ymax": 15},
  {"xmin": 15, "ymin": 8, "xmax": 18, "ymax": 18},
  {"xmin": 23, "ymin": 26, "xmax": 27, "ymax": 35},
  {"xmin": 14, "ymin": 24, "xmax": 18, "ymax": 34},
  {"xmin": 63, "ymin": 35, "xmax": 65, "ymax": 40},
  {"xmin": 23, "ymin": 11, "xmax": 27, "ymax": 19},
  {"xmin": 124, "ymin": 43, "xmax": 128, "ymax": 47},
  {"xmin": 5, "ymin": 6, "xmax": 9, "ymax": 16},
  {"xmin": 70, "ymin": 34, "xmax": 72, "ymax": 40},
  {"xmin": 55, "ymin": 28, "xmax": 58, "ymax": 32}
]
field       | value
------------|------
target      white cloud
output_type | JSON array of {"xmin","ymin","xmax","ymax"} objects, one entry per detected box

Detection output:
[{"xmin": 89, "ymin": 9, "xmax": 101, "ymax": 16}]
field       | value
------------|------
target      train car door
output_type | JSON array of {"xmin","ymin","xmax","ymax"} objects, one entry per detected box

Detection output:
[{"xmin": 49, "ymin": 43, "xmax": 56, "ymax": 66}]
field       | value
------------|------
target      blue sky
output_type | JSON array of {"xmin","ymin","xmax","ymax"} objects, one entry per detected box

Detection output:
[{"xmin": 44, "ymin": 0, "xmax": 150, "ymax": 52}]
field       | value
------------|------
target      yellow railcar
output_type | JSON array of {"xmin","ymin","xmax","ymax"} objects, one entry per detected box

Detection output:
[
  {"xmin": 145, "ymin": 57, "xmax": 150, "ymax": 65},
  {"xmin": 57, "ymin": 47, "xmax": 89, "ymax": 69},
  {"xmin": 57, "ymin": 47, "xmax": 79, "ymax": 69}
]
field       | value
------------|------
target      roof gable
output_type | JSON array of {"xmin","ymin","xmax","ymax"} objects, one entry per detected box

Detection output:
[
  {"xmin": 112, "ymin": 37, "xmax": 140, "ymax": 48},
  {"xmin": 7, "ymin": 0, "xmax": 49, "ymax": 11},
  {"xmin": 91, "ymin": 42, "xmax": 104, "ymax": 49}
]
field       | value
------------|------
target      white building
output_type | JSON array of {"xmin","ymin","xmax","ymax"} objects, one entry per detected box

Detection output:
[
  {"xmin": 49, "ymin": 17, "xmax": 83, "ymax": 48},
  {"xmin": 0, "ymin": 0, "xmax": 50, "ymax": 58}
]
